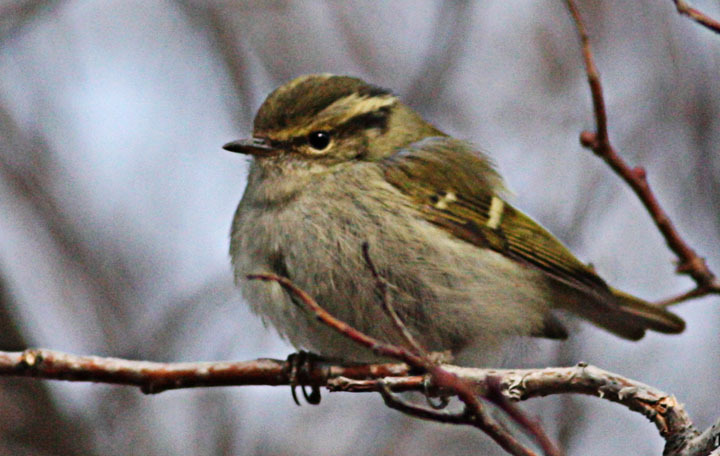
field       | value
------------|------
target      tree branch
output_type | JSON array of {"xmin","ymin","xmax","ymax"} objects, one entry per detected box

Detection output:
[
  {"xmin": 1, "ymin": 349, "xmax": 714, "ymax": 454},
  {"xmin": 334, "ymin": 363, "xmax": 711, "ymax": 456},
  {"xmin": 672, "ymin": 0, "xmax": 720, "ymax": 35},
  {"xmin": 0, "ymin": 348, "xmax": 411, "ymax": 394},
  {"xmin": 565, "ymin": 0, "xmax": 720, "ymax": 305},
  {"xmin": 361, "ymin": 242, "xmax": 428, "ymax": 357},
  {"xmin": 248, "ymin": 273, "xmax": 557, "ymax": 456}
]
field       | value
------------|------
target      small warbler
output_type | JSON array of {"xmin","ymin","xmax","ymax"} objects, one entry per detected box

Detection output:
[{"xmin": 225, "ymin": 74, "xmax": 684, "ymax": 363}]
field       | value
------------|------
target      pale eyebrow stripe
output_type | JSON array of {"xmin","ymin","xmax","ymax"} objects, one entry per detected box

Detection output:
[{"xmin": 267, "ymin": 93, "xmax": 397, "ymax": 140}]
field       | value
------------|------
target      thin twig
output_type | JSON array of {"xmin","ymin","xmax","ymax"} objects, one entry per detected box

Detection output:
[
  {"xmin": 248, "ymin": 273, "xmax": 429, "ymax": 368},
  {"xmin": 332, "ymin": 363, "xmax": 702, "ymax": 456},
  {"xmin": 430, "ymin": 364, "xmax": 548, "ymax": 456},
  {"xmin": 565, "ymin": 0, "xmax": 720, "ymax": 305},
  {"xmin": 378, "ymin": 380, "xmax": 540, "ymax": 456},
  {"xmin": 565, "ymin": 0, "xmax": 609, "ymax": 148},
  {"xmin": 361, "ymin": 242, "xmax": 427, "ymax": 356},
  {"xmin": 249, "ymin": 273, "xmax": 548, "ymax": 456},
  {"xmin": 672, "ymin": 0, "xmax": 720, "ymax": 34},
  {"xmin": 486, "ymin": 376, "xmax": 562, "ymax": 456},
  {"xmin": 655, "ymin": 285, "xmax": 717, "ymax": 308},
  {"xmin": 377, "ymin": 382, "xmax": 468, "ymax": 423}
]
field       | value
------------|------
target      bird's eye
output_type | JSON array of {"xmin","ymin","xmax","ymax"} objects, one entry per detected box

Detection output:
[{"xmin": 307, "ymin": 131, "xmax": 331, "ymax": 151}]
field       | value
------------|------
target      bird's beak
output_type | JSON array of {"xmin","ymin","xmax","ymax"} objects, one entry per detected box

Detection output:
[{"xmin": 223, "ymin": 137, "xmax": 278, "ymax": 157}]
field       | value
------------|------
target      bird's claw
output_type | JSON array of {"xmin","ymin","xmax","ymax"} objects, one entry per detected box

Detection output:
[
  {"xmin": 423, "ymin": 375, "xmax": 450, "ymax": 409},
  {"xmin": 287, "ymin": 351, "xmax": 322, "ymax": 406}
]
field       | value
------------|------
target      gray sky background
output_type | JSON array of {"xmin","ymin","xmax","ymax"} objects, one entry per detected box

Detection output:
[{"xmin": 0, "ymin": 1, "xmax": 719, "ymax": 455}]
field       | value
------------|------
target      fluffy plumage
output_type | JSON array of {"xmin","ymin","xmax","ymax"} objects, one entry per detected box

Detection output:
[{"xmin": 228, "ymin": 74, "xmax": 684, "ymax": 363}]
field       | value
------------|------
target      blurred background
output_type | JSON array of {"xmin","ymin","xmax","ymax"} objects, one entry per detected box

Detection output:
[{"xmin": 0, "ymin": 1, "xmax": 718, "ymax": 455}]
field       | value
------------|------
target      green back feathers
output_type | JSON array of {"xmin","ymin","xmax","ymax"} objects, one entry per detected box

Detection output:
[{"xmin": 380, "ymin": 137, "xmax": 684, "ymax": 339}]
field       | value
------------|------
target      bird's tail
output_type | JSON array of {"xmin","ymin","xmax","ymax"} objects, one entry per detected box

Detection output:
[{"xmin": 586, "ymin": 288, "xmax": 686, "ymax": 340}]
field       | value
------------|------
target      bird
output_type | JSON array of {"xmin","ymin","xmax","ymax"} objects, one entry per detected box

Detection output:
[{"xmin": 224, "ymin": 74, "xmax": 684, "ymax": 364}]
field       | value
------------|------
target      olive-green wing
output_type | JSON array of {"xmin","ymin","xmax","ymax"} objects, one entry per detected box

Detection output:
[{"xmin": 380, "ymin": 137, "xmax": 614, "ymax": 303}]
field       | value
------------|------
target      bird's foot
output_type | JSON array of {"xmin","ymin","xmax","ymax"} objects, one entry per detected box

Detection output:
[{"xmin": 286, "ymin": 351, "xmax": 323, "ymax": 406}]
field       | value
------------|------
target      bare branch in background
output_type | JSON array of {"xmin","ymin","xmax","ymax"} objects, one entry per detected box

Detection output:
[
  {"xmin": 0, "ymin": 102, "xmax": 138, "ymax": 350},
  {"xmin": 672, "ymin": 0, "xmax": 720, "ymax": 34},
  {"xmin": 564, "ymin": 0, "xmax": 720, "ymax": 306},
  {"xmin": 175, "ymin": 1, "xmax": 255, "ymax": 128},
  {"xmin": 0, "ymin": 0, "xmax": 66, "ymax": 44},
  {"xmin": 404, "ymin": 1, "xmax": 474, "ymax": 115},
  {"xmin": 333, "ymin": 1, "xmax": 473, "ymax": 121},
  {"xmin": 0, "ymin": 275, "xmax": 96, "ymax": 456}
]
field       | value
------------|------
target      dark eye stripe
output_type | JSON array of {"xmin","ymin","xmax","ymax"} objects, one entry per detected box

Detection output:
[
  {"xmin": 339, "ymin": 107, "xmax": 391, "ymax": 133},
  {"xmin": 272, "ymin": 105, "xmax": 392, "ymax": 152}
]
